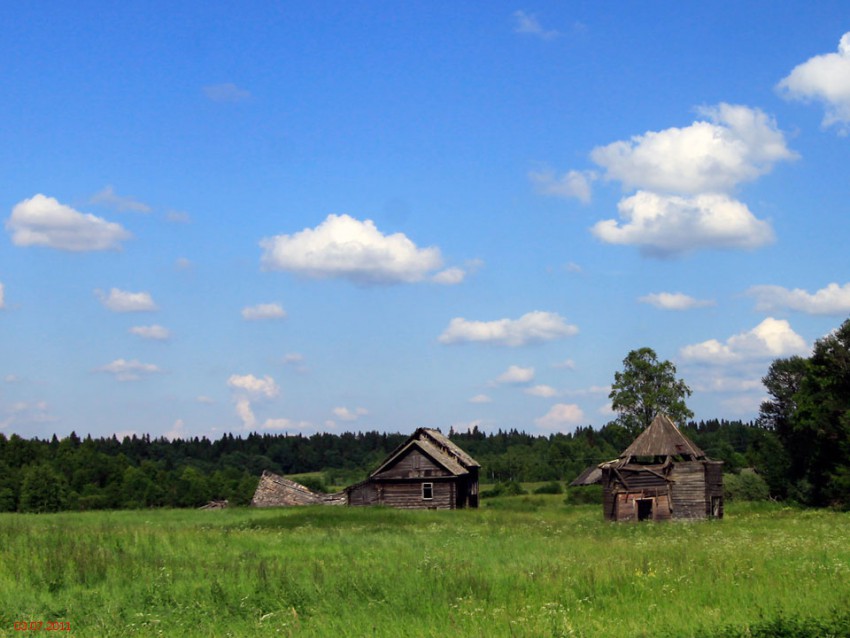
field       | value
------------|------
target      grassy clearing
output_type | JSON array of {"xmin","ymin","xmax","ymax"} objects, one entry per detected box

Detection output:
[{"xmin": 1, "ymin": 499, "xmax": 849, "ymax": 637}]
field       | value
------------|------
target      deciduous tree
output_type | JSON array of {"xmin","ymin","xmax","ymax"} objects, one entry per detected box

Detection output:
[{"xmin": 609, "ymin": 347, "xmax": 693, "ymax": 436}]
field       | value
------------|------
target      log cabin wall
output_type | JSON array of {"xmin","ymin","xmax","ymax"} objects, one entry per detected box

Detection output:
[
  {"xmin": 669, "ymin": 461, "xmax": 712, "ymax": 519},
  {"xmin": 372, "ymin": 449, "xmax": 453, "ymax": 480}
]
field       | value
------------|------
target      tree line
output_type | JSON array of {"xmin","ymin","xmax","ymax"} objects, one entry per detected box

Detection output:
[
  {"xmin": 0, "ymin": 418, "xmax": 764, "ymax": 513},
  {"xmin": 3, "ymin": 315, "xmax": 848, "ymax": 513}
]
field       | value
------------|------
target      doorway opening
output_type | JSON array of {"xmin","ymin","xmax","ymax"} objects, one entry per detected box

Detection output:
[{"xmin": 636, "ymin": 498, "xmax": 654, "ymax": 522}]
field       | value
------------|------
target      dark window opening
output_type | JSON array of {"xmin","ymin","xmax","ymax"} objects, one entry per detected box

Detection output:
[{"xmin": 422, "ymin": 483, "xmax": 433, "ymax": 500}]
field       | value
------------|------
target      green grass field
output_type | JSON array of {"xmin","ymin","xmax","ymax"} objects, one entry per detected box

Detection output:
[{"xmin": 1, "ymin": 497, "xmax": 849, "ymax": 637}]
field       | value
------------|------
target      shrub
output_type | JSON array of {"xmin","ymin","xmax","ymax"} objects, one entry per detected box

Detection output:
[
  {"xmin": 480, "ymin": 480, "xmax": 527, "ymax": 499},
  {"xmin": 724, "ymin": 470, "xmax": 770, "ymax": 502},
  {"xmin": 533, "ymin": 481, "xmax": 564, "ymax": 495},
  {"xmin": 564, "ymin": 484, "xmax": 603, "ymax": 505}
]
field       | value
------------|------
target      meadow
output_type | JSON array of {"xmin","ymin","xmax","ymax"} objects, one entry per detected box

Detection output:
[{"xmin": 1, "ymin": 497, "xmax": 849, "ymax": 637}]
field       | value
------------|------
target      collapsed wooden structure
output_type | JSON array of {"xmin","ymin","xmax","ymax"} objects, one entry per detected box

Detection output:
[
  {"xmin": 252, "ymin": 428, "xmax": 480, "ymax": 510},
  {"xmin": 577, "ymin": 413, "xmax": 723, "ymax": 522}
]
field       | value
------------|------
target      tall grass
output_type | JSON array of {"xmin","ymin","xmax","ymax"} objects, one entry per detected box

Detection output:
[{"xmin": 1, "ymin": 499, "xmax": 849, "ymax": 636}]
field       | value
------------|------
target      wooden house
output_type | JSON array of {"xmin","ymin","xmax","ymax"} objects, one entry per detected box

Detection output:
[
  {"xmin": 599, "ymin": 413, "xmax": 723, "ymax": 522},
  {"xmin": 345, "ymin": 428, "xmax": 480, "ymax": 509}
]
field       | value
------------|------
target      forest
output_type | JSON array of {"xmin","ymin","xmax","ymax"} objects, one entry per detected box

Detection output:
[{"xmin": 3, "ymin": 316, "xmax": 848, "ymax": 514}]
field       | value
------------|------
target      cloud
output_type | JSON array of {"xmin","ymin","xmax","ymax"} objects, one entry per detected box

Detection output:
[
  {"xmin": 283, "ymin": 353, "xmax": 304, "ymax": 365},
  {"xmin": 227, "ymin": 373, "xmax": 280, "ymax": 429},
  {"xmin": 227, "ymin": 374, "xmax": 279, "ymax": 398},
  {"xmin": 747, "ymin": 282, "xmax": 850, "ymax": 315},
  {"xmin": 680, "ymin": 317, "xmax": 809, "ymax": 365},
  {"xmin": 260, "ymin": 214, "xmax": 446, "ymax": 285},
  {"xmin": 438, "ymin": 311, "xmax": 578, "ymax": 346},
  {"xmin": 778, "ymin": 32, "xmax": 850, "ymax": 133},
  {"xmin": 164, "ymin": 418, "xmax": 187, "ymax": 441},
  {"xmin": 590, "ymin": 104, "xmax": 796, "ymax": 194},
  {"xmin": 7, "ymin": 194, "xmax": 131, "ymax": 251},
  {"xmin": 534, "ymin": 403, "xmax": 585, "ymax": 430},
  {"xmin": 89, "ymin": 186, "xmax": 151, "ymax": 213},
  {"xmin": 196, "ymin": 396, "xmax": 215, "ymax": 405},
  {"xmin": 469, "ymin": 394, "xmax": 492, "ymax": 404},
  {"xmin": 529, "ymin": 169, "xmax": 595, "ymax": 203},
  {"xmin": 1, "ymin": 400, "xmax": 56, "ymax": 429},
  {"xmin": 495, "ymin": 365, "xmax": 535, "ymax": 385},
  {"xmin": 129, "ymin": 324, "xmax": 171, "ymax": 341},
  {"xmin": 165, "ymin": 210, "xmax": 191, "ymax": 224},
  {"xmin": 552, "ymin": 358, "xmax": 576, "ymax": 369},
  {"xmin": 0, "ymin": 282, "xmax": 4, "ymax": 309},
  {"xmin": 525, "ymin": 384, "xmax": 559, "ymax": 398},
  {"xmin": 591, "ymin": 191, "xmax": 775, "ymax": 257},
  {"xmin": 513, "ymin": 10, "xmax": 559, "ymax": 40},
  {"xmin": 638, "ymin": 292, "xmax": 715, "ymax": 311},
  {"xmin": 96, "ymin": 288, "xmax": 158, "ymax": 312},
  {"xmin": 432, "ymin": 267, "xmax": 466, "ymax": 285},
  {"xmin": 204, "ymin": 83, "xmax": 252, "ymax": 103},
  {"xmin": 97, "ymin": 359, "xmax": 161, "ymax": 382},
  {"xmin": 261, "ymin": 418, "xmax": 314, "ymax": 431},
  {"xmin": 242, "ymin": 303, "xmax": 287, "ymax": 321},
  {"xmin": 332, "ymin": 406, "xmax": 368, "ymax": 422}
]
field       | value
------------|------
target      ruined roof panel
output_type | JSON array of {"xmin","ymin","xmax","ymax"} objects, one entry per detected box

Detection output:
[{"xmin": 420, "ymin": 428, "xmax": 481, "ymax": 468}]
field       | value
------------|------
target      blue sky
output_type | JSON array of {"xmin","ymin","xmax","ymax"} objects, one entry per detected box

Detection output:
[{"xmin": 2, "ymin": 2, "xmax": 850, "ymax": 440}]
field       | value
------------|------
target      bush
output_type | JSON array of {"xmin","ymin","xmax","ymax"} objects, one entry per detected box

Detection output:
[
  {"xmin": 564, "ymin": 484, "xmax": 603, "ymax": 505},
  {"xmin": 724, "ymin": 470, "xmax": 770, "ymax": 501},
  {"xmin": 533, "ymin": 481, "xmax": 564, "ymax": 495},
  {"xmin": 480, "ymin": 480, "xmax": 527, "ymax": 499}
]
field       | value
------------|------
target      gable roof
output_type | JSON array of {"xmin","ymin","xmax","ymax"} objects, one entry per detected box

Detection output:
[
  {"xmin": 619, "ymin": 413, "xmax": 705, "ymax": 460},
  {"xmin": 368, "ymin": 427, "xmax": 480, "ymax": 478}
]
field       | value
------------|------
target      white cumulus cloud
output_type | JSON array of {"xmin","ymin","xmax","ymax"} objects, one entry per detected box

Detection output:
[
  {"xmin": 495, "ymin": 365, "xmax": 535, "ymax": 385},
  {"xmin": 590, "ymin": 104, "xmax": 796, "ymax": 194},
  {"xmin": 639, "ymin": 292, "xmax": 715, "ymax": 311},
  {"xmin": 469, "ymin": 394, "xmax": 493, "ymax": 404},
  {"xmin": 432, "ymin": 267, "xmax": 466, "ymax": 285},
  {"xmin": 591, "ymin": 191, "xmax": 774, "ymax": 257},
  {"xmin": 747, "ymin": 282, "xmax": 850, "ymax": 315},
  {"xmin": 534, "ymin": 403, "xmax": 585, "ymax": 430},
  {"xmin": 7, "ymin": 194, "xmax": 131, "ymax": 252},
  {"xmin": 227, "ymin": 374, "xmax": 279, "ymax": 398},
  {"xmin": 96, "ymin": 288, "xmax": 158, "ymax": 312},
  {"xmin": 438, "ymin": 311, "xmax": 578, "ymax": 347},
  {"xmin": 227, "ymin": 373, "xmax": 280, "ymax": 429},
  {"xmin": 332, "ymin": 406, "xmax": 368, "ymax": 421},
  {"xmin": 242, "ymin": 303, "xmax": 287, "ymax": 321},
  {"xmin": 778, "ymin": 32, "xmax": 850, "ymax": 133},
  {"xmin": 129, "ymin": 325, "xmax": 171, "ymax": 340},
  {"xmin": 97, "ymin": 359, "xmax": 161, "ymax": 382},
  {"xmin": 680, "ymin": 318, "xmax": 809, "ymax": 365},
  {"xmin": 260, "ymin": 214, "xmax": 445, "ymax": 285}
]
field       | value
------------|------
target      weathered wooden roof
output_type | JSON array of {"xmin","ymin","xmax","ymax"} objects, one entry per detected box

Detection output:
[
  {"xmin": 569, "ymin": 464, "xmax": 604, "ymax": 486},
  {"xmin": 370, "ymin": 438, "xmax": 469, "ymax": 478},
  {"xmin": 420, "ymin": 428, "xmax": 481, "ymax": 468},
  {"xmin": 368, "ymin": 427, "xmax": 479, "ymax": 478},
  {"xmin": 619, "ymin": 413, "xmax": 705, "ymax": 460}
]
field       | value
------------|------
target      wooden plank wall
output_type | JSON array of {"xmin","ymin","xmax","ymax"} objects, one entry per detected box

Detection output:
[
  {"xmin": 670, "ymin": 462, "xmax": 709, "ymax": 519},
  {"xmin": 373, "ymin": 449, "xmax": 452, "ymax": 480},
  {"xmin": 348, "ymin": 480, "xmax": 457, "ymax": 509}
]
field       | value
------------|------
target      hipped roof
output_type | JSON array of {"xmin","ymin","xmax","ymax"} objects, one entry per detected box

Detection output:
[{"xmin": 619, "ymin": 413, "xmax": 705, "ymax": 460}]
